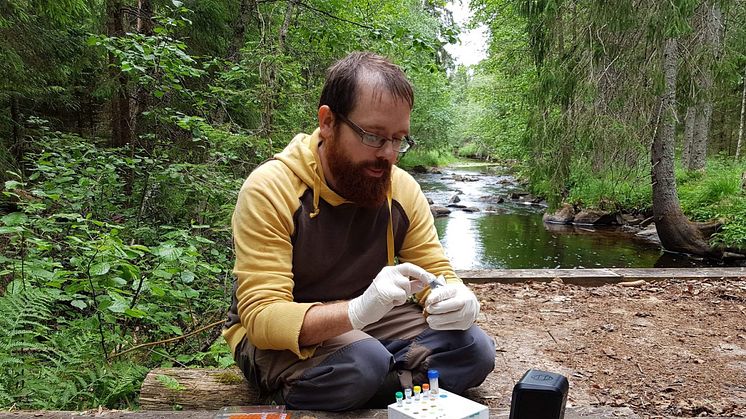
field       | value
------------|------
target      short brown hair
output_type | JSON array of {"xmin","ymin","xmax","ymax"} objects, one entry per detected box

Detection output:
[{"xmin": 319, "ymin": 52, "xmax": 414, "ymax": 118}]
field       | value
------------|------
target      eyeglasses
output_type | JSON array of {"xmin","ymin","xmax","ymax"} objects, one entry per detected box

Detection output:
[{"xmin": 336, "ymin": 113, "xmax": 414, "ymax": 153}]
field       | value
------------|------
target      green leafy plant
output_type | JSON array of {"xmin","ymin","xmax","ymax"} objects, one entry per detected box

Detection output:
[
  {"xmin": 155, "ymin": 374, "xmax": 186, "ymax": 391},
  {"xmin": 0, "ymin": 120, "xmax": 237, "ymax": 409}
]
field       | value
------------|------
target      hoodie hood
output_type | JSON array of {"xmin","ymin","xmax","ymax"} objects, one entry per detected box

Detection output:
[{"xmin": 274, "ymin": 128, "xmax": 348, "ymax": 218}]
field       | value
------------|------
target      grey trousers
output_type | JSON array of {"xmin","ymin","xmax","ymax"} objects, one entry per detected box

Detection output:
[{"xmin": 234, "ymin": 302, "xmax": 496, "ymax": 411}]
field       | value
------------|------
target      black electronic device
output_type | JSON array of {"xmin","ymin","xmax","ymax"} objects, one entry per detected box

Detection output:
[{"xmin": 509, "ymin": 369, "xmax": 569, "ymax": 419}]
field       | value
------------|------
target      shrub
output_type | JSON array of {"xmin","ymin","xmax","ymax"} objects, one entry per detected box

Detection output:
[{"xmin": 0, "ymin": 124, "xmax": 242, "ymax": 408}]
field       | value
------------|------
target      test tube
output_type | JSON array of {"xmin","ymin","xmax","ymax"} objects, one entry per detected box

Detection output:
[
  {"xmin": 428, "ymin": 369, "xmax": 439, "ymax": 398},
  {"xmin": 413, "ymin": 385, "xmax": 421, "ymax": 401},
  {"xmin": 404, "ymin": 387, "xmax": 412, "ymax": 403},
  {"xmin": 395, "ymin": 391, "xmax": 403, "ymax": 406},
  {"xmin": 428, "ymin": 275, "xmax": 445, "ymax": 289},
  {"xmin": 422, "ymin": 383, "xmax": 430, "ymax": 399}
]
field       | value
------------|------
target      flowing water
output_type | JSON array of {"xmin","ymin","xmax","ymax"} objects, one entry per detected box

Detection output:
[{"xmin": 413, "ymin": 164, "xmax": 719, "ymax": 270}]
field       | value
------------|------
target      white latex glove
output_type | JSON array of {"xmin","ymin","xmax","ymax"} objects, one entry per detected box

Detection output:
[
  {"xmin": 424, "ymin": 282, "xmax": 480, "ymax": 330},
  {"xmin": 348, "ymin": 263, "xmax": 434, "ymax": 330}
]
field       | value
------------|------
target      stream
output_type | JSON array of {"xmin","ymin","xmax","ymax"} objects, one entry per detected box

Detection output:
[{"xmin": 413, "ymin": 164, "xmax": 728, "ymax": 270}]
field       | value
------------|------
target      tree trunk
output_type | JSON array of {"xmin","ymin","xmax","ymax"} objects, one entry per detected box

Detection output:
[
  {"xmin": 136, "ymin": 0, "xmax": 153, "ymax": 34},
  {"xmin": 737, "ymin": 67, "xmax": 745, "ymax": 159},
  {"xmin": 87, "ymin": 82, "xmax": 97, "ymax": 139},
  {"xmin": 687, "ymin": 1, "xmax": 722, "ymax": 172},
  {"xmin": 556, "ymin": 3, "xmax": 564, "ymax": 57},
  {"xmin": 689, "ymin": 103, "xmax": 711, "ymax": 171},
  {"xmin": 76, "ymin": 92, "xmax": 84, "ymax": 136},
  {"xmin": 258, "ymin": 0, "xmax": 298, "ymax": 142},
  {"xmin": 651, "ymin": 38, "xmax": 721, "ymax": 259},
  {"xmin": 106, "ymin": 0, "xmax": 131, "ymax": 147},
  {"xmin": 9, "ymin": 94, "xmax": 23, "ymax": 164},
  {"xmin": 118, "ymin": 0, "xmax": 154, "ymax": 201},
  {"xmin": 278, "ymin": 0, "xmax": 297, "ymax": 51},
  {"xmin": 682, "ymin": 106, "xmax": 695, "ymax": 165},
  {"xmin": 210, "ymin": 0, "xmax": 257, "ymax": 126},
  {"xmin": 228, "ymin": 0, "xmax": 257, "ymax": 60},
  {"xmin": 133, "ymin": 0, "xmax": 153, "ymax": 151}
]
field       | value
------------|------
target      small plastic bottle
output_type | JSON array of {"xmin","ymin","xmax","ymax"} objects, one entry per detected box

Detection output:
[
  {"xmin": 428, "ymin": 369, "xmax": 439, "ymax": 398},
  {"xmin": 413, "ymin": 385, "xmax": 421, "ymax": 401},
  {"xmin": 404, "ymin": 387, "xmax": 412, "ymax": 403},
  {"xmin": 395, "ymin": 391, "xmax": 404, "ymax": 406},
  {"xmin": 422, "ymin": 383, "xmax": 430, "ymax": 400}
]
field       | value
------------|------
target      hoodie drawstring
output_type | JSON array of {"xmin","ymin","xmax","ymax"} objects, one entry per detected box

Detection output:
[
  {"xmin": 387, "ymin": 189, "xmax": 395, "ymax": 266},
  {"xmin": 309, "ymin": 174, "xmax": 321, "ymax": 218}
]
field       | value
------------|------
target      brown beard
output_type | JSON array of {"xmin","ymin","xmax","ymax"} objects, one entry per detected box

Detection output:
[{"xmin": 324, "ymin": 132, "xmax": 392, "ymax": 208}]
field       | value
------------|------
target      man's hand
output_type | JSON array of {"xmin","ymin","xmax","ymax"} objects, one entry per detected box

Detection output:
[
  {"xmin": 348, "ymin": 263, "xmax": 434, "ymax": 330},
  {"xmin": 424, "ymin": 283, "xmax": 480, "ymax": 330}
]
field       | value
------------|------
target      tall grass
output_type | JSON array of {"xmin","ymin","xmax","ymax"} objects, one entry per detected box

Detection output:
[
  {"xmin": 557, "ymin": 156, "xmax": 746, "ymax": 250},
  {"xmin": 398, "ymin": 149, "xmax": 457, "ymax": 169},
  {"xmin": 677, "ymin": 158, "xmax": 746, "ymax": 250}
]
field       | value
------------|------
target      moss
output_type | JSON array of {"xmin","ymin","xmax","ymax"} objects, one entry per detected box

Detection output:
[{"xmin": 213, "ymin": 371, "xmax": 244, "ymax": 385}]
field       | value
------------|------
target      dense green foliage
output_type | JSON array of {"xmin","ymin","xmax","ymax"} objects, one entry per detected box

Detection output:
[
  {"xmin": 1, "ymin": 124, "xmax": 238, "ymax": 408},
  {"xmin": 453, "ymin": 3, "xmax": 534, "ymax": 161},
  {"xmin": 0, "ymin": 0, "xmax": 460, "ymax": 409}
]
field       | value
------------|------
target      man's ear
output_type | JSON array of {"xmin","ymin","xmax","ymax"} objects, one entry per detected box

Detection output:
[{"xmin": 318, "ymin": 105, "xmax": 335, "ymax": 140}]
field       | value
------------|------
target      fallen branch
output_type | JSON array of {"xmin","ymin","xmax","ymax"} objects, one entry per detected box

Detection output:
[{"xmin": 110, "ymin": 320, "xmax": 224, "ymax": 359}]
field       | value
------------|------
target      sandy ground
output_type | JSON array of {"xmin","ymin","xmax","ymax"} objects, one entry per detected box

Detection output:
[{"xmin": 463, "ymin": 278, "xmax": 746, "ymax": 417}]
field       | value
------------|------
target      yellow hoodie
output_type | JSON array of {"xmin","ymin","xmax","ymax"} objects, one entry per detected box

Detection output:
[{"xmin": 222, "ymin": 128, "xmax": 460, "ymax": 359}]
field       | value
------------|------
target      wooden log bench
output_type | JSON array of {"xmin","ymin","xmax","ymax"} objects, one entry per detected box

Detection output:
[
  {"xmin": 139, "ymin": 368, "xmax": 645, "ymax": 418},
  {"xmin": 140, "ymin": 367, "xmax": 256, "ymax": 410}
]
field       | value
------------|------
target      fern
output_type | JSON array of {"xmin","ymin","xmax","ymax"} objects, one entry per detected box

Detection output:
[
  {"xmin": 100, "ymin": 363, "xmax": 148, "ymax": 408},
  {"xmin": 0, "ymin": 286, "xmax": 55, "ymax": 408},
  {"xmin": 46, "ymin": 321, "xmax": 148, "ymax": 409},
  {"xmin": 0, "ymin": 286, "xmax": 149, "ymax": 409}
]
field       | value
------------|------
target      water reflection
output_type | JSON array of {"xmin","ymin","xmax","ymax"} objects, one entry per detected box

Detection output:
[
  {"xmin": 422, "ymin": 165, "xmax": 665, "ymax": 270},
  {"xmin": 476, "ymin": 214, "xmax": 661, "ymax": 269},
  {"xmin": 434, "ymin": 212, "xmax": 663, "ymax": 269},
  {"xmin": 439, "ymin": 212, "xmax": 484, "ymax": 269}
]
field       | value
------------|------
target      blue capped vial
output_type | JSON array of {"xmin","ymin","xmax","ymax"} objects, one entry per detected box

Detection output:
[{"xmin": 428, "ymin": 369, "xmax": 439, "ymax": 397}]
